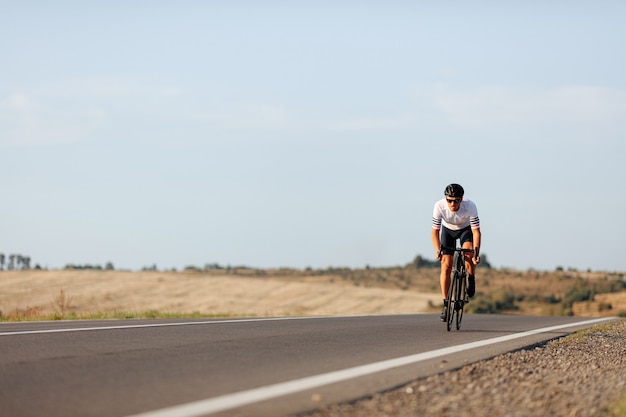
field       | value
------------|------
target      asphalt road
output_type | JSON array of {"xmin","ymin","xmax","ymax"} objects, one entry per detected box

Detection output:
[{"xmin": 0, "ymin": 314, "xmax": 613, "ymax": 417}]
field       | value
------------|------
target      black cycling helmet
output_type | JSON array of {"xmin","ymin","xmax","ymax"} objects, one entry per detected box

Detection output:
[{"xmin": 444, "ymin": 183, "xmax": 464, "ymax": 198}]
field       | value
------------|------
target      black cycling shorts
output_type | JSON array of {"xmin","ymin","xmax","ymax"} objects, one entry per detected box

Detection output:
[{"xmin": 440, "ymin": 226, "xmax": 473, "ymax": 255}]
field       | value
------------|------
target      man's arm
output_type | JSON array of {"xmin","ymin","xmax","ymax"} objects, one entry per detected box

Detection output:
[
  {"xmin": 472, "ymin": 227, "xmax": 481, "ymax": 264},
  {"xmin": 431, "ymin": 228, "xmax": 442, "ymax": 260}
]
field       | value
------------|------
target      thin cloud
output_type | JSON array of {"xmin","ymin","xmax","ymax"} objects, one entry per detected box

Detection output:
[
  {"xmin": 327, "ymin": 115, "xmax": 416, "ymax": 131},
  {"xmin": 0, "ymin": 76, "xmax": 186, "ymax": 147},
  {"xmin": 426, "ymin": 84, "xmax": 626, "ymax": 135},
  {"xmin": 0, "ymin": 92, "xmax": 106, "ymax": 147},
  {"xmin": 190, "ymin": 103, "xmax": 292, "ymax": 130},
  {"xmin": 324, "ymin": 84, "xmax": 626, "ymax": 141}
]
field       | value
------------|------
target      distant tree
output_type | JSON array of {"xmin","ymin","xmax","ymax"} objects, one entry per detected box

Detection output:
[
  {"xmin": 0, "ymin": 253, "xmax": 4, "ymax": 270},
  {"xmin": 8, "ymin": 254, "xmax": 15, "ymax": 270},
  {"xmin": 478, "ymin": 253, "xmax": 492, "ymax": 269},
  {"xmin": 184, "ymin": 265, "xmax": 201, "ymax": 272},
  {"xmin": 412, "ymin": 255, "xmax": 439, "ymax": 268},
  {"xmin": 105, "ymin": 262, "xmax": 115, "ymax": 270}
]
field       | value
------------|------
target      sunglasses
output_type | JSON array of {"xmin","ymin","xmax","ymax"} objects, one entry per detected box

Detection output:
[{"xmin": 446, "ymin": 198, "xmax": 461, "ymax": 204}]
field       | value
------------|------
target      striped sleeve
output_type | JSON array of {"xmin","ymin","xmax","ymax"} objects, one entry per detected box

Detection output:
[
  {"xmin": 432, "ymin": 201, "xmax": 443, "ymax": 229},
  {"xmin": 470, "ymin": 216, "xmax": 480, "ymax": 229}
]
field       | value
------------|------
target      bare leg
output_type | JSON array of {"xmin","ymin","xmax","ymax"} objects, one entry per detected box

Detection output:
[
  {"xmin": 462, "ymin": 241, "xmax": 475, "ymax": 275},
  {"xmin": 440, "ymin": 254, "xmax": 453, "ymax": 299},
  {"xmin": 462, "ymin": 241, "xmax": 476, "ymax": 297}
]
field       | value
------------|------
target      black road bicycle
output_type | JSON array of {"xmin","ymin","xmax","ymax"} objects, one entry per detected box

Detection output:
[{"xmin": 441, "ymin": 246, "xmax": 475, "ymax": 331}]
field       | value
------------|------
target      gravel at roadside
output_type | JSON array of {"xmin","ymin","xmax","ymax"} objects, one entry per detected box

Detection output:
[{"xmin": 302, "ymin": 319, "xmax": 626, "ymax": 417}]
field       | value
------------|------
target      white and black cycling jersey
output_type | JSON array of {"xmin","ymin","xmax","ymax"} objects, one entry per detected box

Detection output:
[{"xmin": 432, "ymin": 199, "xmax": 480, "ymax": 231}]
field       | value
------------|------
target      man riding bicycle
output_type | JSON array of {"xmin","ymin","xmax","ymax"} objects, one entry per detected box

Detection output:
[{"xmin": 431, "ymin": 184, "xmax": 482, "ymax": 321}]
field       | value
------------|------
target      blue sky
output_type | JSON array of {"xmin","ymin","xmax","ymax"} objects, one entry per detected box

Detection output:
[{"xmin": 2, "ymin": 1, "xmax": 625, "ymax": 271}]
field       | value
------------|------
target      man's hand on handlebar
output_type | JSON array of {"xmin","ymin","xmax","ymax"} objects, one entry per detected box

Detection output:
[{"xmin": 473, "ymin": 248, "xmax": 481, "ymax": 265}]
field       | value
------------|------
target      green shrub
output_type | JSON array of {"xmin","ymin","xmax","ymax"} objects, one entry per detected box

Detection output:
[{"xmin": 467, "ymin": 290, "xmax": 518, "ymax": 314}]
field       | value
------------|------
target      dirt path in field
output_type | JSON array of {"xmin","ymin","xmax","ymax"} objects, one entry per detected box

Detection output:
[{"xmin": 0, "ymin": 270, "xmax": 441, "ymax": 318}]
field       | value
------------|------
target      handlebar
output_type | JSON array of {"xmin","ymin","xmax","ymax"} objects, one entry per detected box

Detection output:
[{"xmin": 439, "ymin": 246, "xmax": 476, "ymax": 257}]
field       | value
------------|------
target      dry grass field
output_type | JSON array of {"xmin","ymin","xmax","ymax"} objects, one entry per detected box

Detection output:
[{"xmin": 0, "ymin": 266, "xmax": 625, "ymax": 321}]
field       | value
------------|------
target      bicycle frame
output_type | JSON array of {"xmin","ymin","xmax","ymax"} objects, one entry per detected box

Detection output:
[{"xmin": 441, "ymin": 246, "xmax": 475, "ymax": 331}]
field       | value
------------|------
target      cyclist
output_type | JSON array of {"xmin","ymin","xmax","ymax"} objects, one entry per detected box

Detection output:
[{"xmin": 431, "ymin": 183, "xmax": 481, "ymax": 321}]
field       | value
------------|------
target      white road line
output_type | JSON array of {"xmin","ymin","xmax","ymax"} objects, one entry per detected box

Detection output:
[
  {"xmin": 0, "ymin": 315, "xmax": 347, "ymax": 336},
  {"xmin": 124, "ymin": 317, "xmax": 614, "ymax": 417}
]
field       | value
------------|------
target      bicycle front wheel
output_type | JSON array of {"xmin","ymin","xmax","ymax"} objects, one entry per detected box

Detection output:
[
  {"xmin": 455, "ymin": 273, "xmax": 466, "ymax": 330},
  {"xmin": 446, "ymin": 271, "xmax": 458, "ymax": 332}
]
